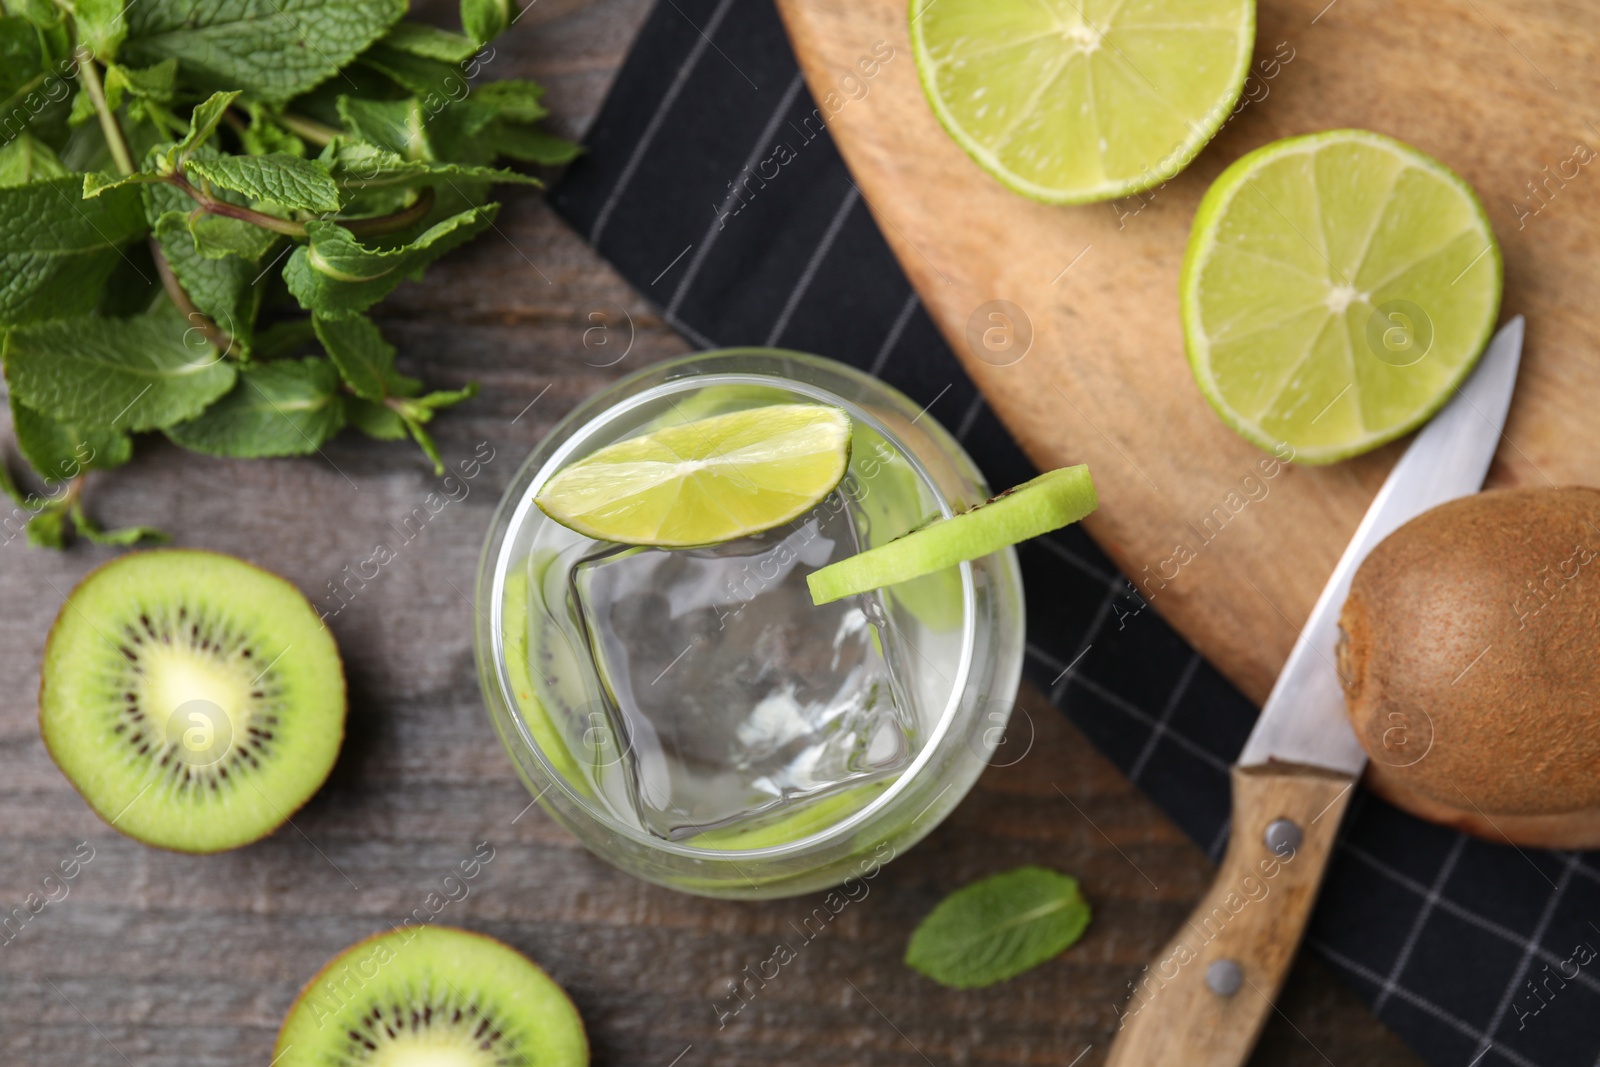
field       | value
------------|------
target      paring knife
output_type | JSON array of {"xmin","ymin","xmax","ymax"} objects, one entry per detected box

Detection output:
[{"xmin": 1105, "ymin": 316, "xmax": 1525, "ymax": 1067}]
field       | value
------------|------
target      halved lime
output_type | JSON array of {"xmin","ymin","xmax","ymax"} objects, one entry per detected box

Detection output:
[
  {"xmin": 910, "ymin": 0, "xmax": 1256, "ymax": 203},
  {"xmin": 1182, "ymin": 129, "xmax": 1503, "ymax": 464},
  {"xmin": 535, "ymin": 403, "xmax": 852, "ymax": 547},
  {"xmin": 809, "ymin": 465, "xmax": 1097, "ymax": 605}
]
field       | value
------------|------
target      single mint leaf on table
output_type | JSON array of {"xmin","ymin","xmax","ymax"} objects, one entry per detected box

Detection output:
[
  {"xmin": 186, "ymin": 153, "xmax": 341, "ymax": 213},
  {"xmin": 283, "ymin": 204, "xmax": 497, "ymax": 318},
  {"xmin": 153, "ymin": 212, "xmax": 259, "ymax": 349},
  {"xmin": 121, "ymin": 0, "xmax": 405, "ymax": 105},
  {"xmin": 0, "ymin": 134, "xmax": 69, "ymax": 186},
  {"xmin": 381, "ymin": 21, "xmax": 479, "ymax": 62},
  {"xmin": 166, "ymin": 357, "xmax": 346, "ymax": 457},
  {"xmin": 10, "ymin": 394, "xmax": 133, "ymax": 480},
  {"xmin": 75, "ymin": 0, "xmax": 129, "ymax": 59},
  {"xmin": 905, "ymin": 867, "xmax": 1092, "ymax": 989},
  {"xmin": 0, "ymin": 177, "xmax": 147, "ymax": 327},
  {"xmin": 3, "ymin": 302, "xmax": 236, "ymax": 429},
  {"xmin": 312, "ymin": 313, "xmax": 418, "ymax": 400},
  {"xmin": 461, "ymin": 0, "xmax": 512, "ymax": 46}
]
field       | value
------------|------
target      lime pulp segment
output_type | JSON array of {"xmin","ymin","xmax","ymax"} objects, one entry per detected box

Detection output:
[
  {"xmin": 534, "ymin": 403, "xmax": 853, "ymax": 547},
  {"xmin": 1181, "ymin": 129, "xmax": 1503, "ymax": 464},
  {"xmin": 808, "ymin": 465, "xmax": 1097, "ymax": 605},
  {"xmin": 910, "ymin": 0, "xmax": 1256, "ymax": 203}
]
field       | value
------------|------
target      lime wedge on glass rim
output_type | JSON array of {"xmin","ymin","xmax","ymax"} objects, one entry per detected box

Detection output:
[
  {"xmin": 808, "ymin": 466, "xmax": 1097, "ymax": 605},
  {"xmin": 1181, "ymin": 129, "xmax": 1503, "ymax": 464},
  {"xmin": 534, "ymin": 403, "xmax": 852, "ymax": 547},
  {"xmin": 909, "ymin": 0, "xmax": 1256, "ymax": 203}
]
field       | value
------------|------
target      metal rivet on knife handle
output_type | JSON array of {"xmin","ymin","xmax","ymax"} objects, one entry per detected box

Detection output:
[
  {"xmin": 1264, "ymin": 818, "xmax": 1302, "ymax": 857},
  {"xmin": 1206, "ymin": 959, "xmax": 1244, "ymax": 997}
]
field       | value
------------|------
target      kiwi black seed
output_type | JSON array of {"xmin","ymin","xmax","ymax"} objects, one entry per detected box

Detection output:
[
  {"xmin": 274, "ymin": 925, "xmax": 588, "ymax": 1067},
  {"xmin": 39, "ymin": 549, "xmax": 345, "ymax": 853}
]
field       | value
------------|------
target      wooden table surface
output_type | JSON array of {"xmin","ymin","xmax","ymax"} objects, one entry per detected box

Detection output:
[{"xmin": 0, "ymin": 2, "xmax": 1421, "ymax": 1063}]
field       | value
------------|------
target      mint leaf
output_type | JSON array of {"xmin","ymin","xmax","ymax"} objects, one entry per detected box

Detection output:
[
  {"xmin": 83, "ymin": 169, "xmax": 166, "ymax": 197},
  {"xmin": 282, "ymin": 204, "xmax": 497, "ymax": 318},
  {"xmin": 344, "ymin": 395, "xmax": 406, "ymax": 439},
  {"xmin": 337, "ymin": 96, "xmax": 427, "ymax": 159},
  {"xmin": 4, "ymin": 302, "xmax": 236, "ymax": 429},
  {"xmin": 187, "ymin": 211, "xmax": 281, "ymax": 262},
  {"xmin": 153, "ymin": 212, "xmax": 259, "ymax": 347},
  {"xmin": 327, "ymin": 141, "xmax": 540, "ymax": 192},
  {"xmin": 75, "ymin": 0, "xmax": 129, "ymax": 59},
  {"xmin": 238, "ymin": 102, "xmax": 305, "ymax": 158},
  {"xmin": 0, "ymin": 176, "xmax": 147, "ymax": 327},
  {"xmin": 166, "ymin": 357, "xmax": 345, "ymax": 457},
  {"xmin": 187, "ymin": 153, "xmax": 340, "ymax": 212},
  {"xmin": 905, "ymin": 867, "xmax": 1091, "ymax": 989},
  {"xmin": 470, "ymin": 80, "xmax": 548, "ymax": 123},
  {"xmin": 250, "ymin": 317, "xmax": 316, "ymax": 359},
  {"xmin": 403, "ymin": 414, "xmax": 443, "ymax": 473},
  {"xmin": 488, "ymin": 121, "xmax": 581, "ymax": 165},
  {"xmin": 10, "ymin": 394, "xmax": 132, "ymax": 479},
  {"xmin": 461, "ymin": 0, "xmax": 511, "ymax": 46},
  {"xmin": 25, "ymin": 505, "xmax": 67, "ymax": 548},
  {"xmin": 312, "ymin": 313, "xmax": 417, "ymax": 400},
  {"xmin": 123, "ymin": 0, "xmax": 405, "ymax": 104},
  {"xmin": 104, "ymin": 58, "xmax": 179, "ymax": 106},
  {"xmin": 71, "ymin": 503, "xmax": 169, "ymax": 545},
  {"xmin": 0, "ymin": 16, "xmax": 46, "ymax": 108},
  {"xmin": 0, "ymin": 134, "xmax": 69, "ymax": 186},
  {"xmin": 166, "ymin": 89, "xmax": 240, "ymax": 163},
  {"xmin": 382, "ymin": 21, "xmax": 479, "ymax": 62},
  {"xmin": 359, "ymin": 43, "xmax": 472, "ymax": 103}
]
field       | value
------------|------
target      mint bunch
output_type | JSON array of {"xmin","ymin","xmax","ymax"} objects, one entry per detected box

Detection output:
[{"xmin": 0, "ymin": 0, "xmax": 575, "ymax": 546}]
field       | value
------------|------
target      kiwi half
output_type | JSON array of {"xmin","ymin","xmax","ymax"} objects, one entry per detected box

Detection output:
[
  {"xmin": 274, "ymin": 925, "xmax": 588, "ymax": 1067},
  {"xmin": 39, "ymin": 549, "xmax": 345, "ymax": 853}
]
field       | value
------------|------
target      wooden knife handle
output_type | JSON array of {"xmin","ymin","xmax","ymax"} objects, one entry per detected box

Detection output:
[{"xmin": 1104, "ymin": 763, "xmax": 1356, "ymax": 1067}]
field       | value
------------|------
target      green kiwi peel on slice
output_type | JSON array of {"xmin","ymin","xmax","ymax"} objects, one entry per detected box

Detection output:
[
  {"xmin": 274, "ymin": 925, "xmax": 588, "ymax": 1067},
  {"xmin": 39, "ymin": 549, "xmax": 345, "ymax": 853},
  {"xmin": 808, "ymin": 465, "xmax": 1097, "ymax": 605}
]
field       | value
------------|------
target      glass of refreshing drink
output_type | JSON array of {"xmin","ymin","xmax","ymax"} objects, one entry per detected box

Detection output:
[{"xmin": 475, "ymin": 350, "xmax": 1032, "ymax": 899}]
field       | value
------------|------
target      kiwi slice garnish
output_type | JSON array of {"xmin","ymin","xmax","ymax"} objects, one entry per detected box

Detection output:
[
  {"xmin": 274, "ymin": 925, "xmax": 588, "ymax": 1067},
  {"xmin": 807, "ymin": 465, "xmax": 1098, "ymax": 605},
  {"xmin": 39, "ymin": 549, "xmax": 346, "ymax": 853}
]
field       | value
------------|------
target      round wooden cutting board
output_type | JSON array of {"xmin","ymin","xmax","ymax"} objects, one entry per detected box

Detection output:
[{"xmin": 774, "ymin": 0, "xmax": 1598, "ymax": 706}]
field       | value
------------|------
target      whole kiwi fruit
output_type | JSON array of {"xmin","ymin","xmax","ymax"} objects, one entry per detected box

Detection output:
[{"xmin": 1338, "ymin": 486, "xmax": 1600, "ymax": 847}]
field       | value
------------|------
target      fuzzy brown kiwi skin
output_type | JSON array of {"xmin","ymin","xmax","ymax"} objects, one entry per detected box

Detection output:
[
  {"xmin": 1339, "ymin": 487, "xmax": 1600, "ymax": 847},
  {"xmin": 272, "ymin": 925, "xmax": 591, "ymax": 1064},
  {"xmin": 37, "ymin": 548, "xmax": 348, "ymax": 856}
]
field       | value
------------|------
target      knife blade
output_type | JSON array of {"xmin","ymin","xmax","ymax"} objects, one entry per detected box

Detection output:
[
  {"xmin": 1105, "ymin": 315, "xmax": 1525, "ymax": 1067},
  {"xmin": 1237, "ymin": 314, "xmax": 1526, "ymax": 774}
]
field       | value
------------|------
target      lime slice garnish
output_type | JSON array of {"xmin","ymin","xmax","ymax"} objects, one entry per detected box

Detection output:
[
  {"xmin": 1182, "ymin": 129, "xmax": 1503, "ymax": 464},
  {"xmin": 910, "ymin": 0, "xmax": 1255, "ymax": 203},
  {"xmin": 535, "ymin": 403, "xmax": 853, "ymax": 547},
  {"xmin": 808, "ymin": 466, "xmax": 1096, "ymax": 605}
]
